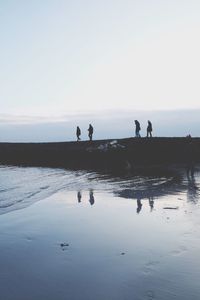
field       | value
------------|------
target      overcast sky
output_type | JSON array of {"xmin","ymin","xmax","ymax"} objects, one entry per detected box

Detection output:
[{"xmin": 1, "ymin": 0, "xmax": 200, "ymax": 119}]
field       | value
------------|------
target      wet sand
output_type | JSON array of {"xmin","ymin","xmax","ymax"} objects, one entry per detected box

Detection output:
[{"xmin": 0, "ymin": 171, "xmax": 200, "ymax": 300}]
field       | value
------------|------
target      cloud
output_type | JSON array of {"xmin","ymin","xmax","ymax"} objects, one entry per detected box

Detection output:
[{"xmin": 0, "ymin": 109, "xmax": 135, "ymax": 125}]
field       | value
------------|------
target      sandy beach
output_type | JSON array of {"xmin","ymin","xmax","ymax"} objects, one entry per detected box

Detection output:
[{"xmin": 0, "ymin": 166, "xmax": 200, "ymax": 300}]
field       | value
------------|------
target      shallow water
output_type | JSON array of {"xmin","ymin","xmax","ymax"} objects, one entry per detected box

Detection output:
[
  {"xmin": 0, "ymin": 166, "xmax": 200, "ymax": 300},
  {"xmin": 0, "ymin": 165, "xmax": 181, "ymax": 215}
]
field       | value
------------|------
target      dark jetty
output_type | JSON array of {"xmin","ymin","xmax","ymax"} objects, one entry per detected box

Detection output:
[{"xmin": 0, "ymin": 137, "xmax": 198, "ymax": 171}]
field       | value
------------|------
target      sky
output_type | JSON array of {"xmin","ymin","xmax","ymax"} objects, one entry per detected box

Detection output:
[{"xmin": 0, "ymin": 0, "xmax": 200, "ymax": 140}]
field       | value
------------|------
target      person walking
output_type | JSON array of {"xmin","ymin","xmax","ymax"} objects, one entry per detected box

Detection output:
[
  {"xmin": 88, "ymin": 124, "xmax": 94, "ymax": 141},
  {"xmin": 134, "ymin": 120, "xmax": 141, "ymax": 137},
  {"xmin": 146, "ymin": 120, "xmax": 153, "ymax": 138},
  {"xmin": 76, "ymin": 126, "xmax": 81, "ymax": 141}
]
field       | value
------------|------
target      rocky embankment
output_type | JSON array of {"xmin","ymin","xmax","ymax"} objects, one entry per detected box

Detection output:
[{"xmin": 0, "ymin": 137, "xmax": 199, "ymax": 171}]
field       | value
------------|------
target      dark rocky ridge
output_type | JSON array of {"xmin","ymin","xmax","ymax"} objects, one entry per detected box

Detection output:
[{"xmin": 0, "ymin": 137, "xmax": 198, "ymax": 171}]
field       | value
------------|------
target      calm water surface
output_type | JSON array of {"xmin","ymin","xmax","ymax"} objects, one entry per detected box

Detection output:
[{"xmin": 0, "ymin": 165, "xmax": 199, "ymax": 300}]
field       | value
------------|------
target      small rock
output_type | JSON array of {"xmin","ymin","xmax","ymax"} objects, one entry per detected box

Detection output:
[{"xmin": 60, "ymin": 243, "xmax": 69, "ymax": 247}]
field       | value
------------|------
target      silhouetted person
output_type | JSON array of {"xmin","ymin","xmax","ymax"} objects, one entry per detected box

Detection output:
[
  {"xmin": 77, "ymin": 191, "xmax": 82, "ymax": 203},
  {"xmin": 76, "ymin": 126, "xmax": 81, "ymax": 141},
  {"xmin": 136, "ymin": 198, "xmax": 142, "ymax": 214},
  {"xmin": 147, "ymin": 120, "xmax": 152, "ymax": 138},
  {"xmin": 88, "ymin": 124, "xmax": 93, "ymax": 141},
  {"xmin": 134, "ymin": 120, "xmax": 141, "ymax": 137},
  {"xmin": 89, "ymin": 190, "xmax": 95, "ymax": 206}
]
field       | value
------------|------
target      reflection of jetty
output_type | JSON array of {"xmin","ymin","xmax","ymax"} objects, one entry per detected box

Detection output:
[
  {"xmin": 114, "ymin": 171, "xmax": 184, "ymax": 200},
  {"xmin": 0, "ymin": 137, "xmax": 199, "ymax": 171}
]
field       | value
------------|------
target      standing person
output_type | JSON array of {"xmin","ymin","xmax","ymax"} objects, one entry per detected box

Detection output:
[
  {"xmin": 88, "ymin": 124, "xmax": 93, "ymax": 141},
  {"xmin": 134, "ymin": 120, "xmax": 141, "ymax": 137},
  {"xmin": 76, "ymin": 126, "xmax": 81, "ymax": 141},
  {"xmin": 147, "ymin": 120, "xmax": 153, "ymax": 138}
]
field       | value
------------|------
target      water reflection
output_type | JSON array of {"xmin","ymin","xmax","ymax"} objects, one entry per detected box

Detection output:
[
  {"xmin": 136, "ymin": 196, "xmax": 154, "ymax": 214},
  {"xmin": 187, "ymin": 174, "xmax": 199, "ymax": 204},
  {"xmin": 136, "ymin": 198, "xmax": 142, "ymax": 214},
  {"xmin": 75, "ymin": 170, "xmax": 200, "ymax": 211},
  {"xmin": 77, "ymin": 190, "xmax": 95, "ymax": 205},
  {"xmin": 89, "ymin": 190, "xmax": 95, "ymax": 206},
  {"xmin": 114, "ymin": 174, "xmax": 183, "ymax": 201},
  {"xmin": 149, "ymin": 196, "xmax": 154, "ymax": 212},
  {"xmin": 2, "ymin": 165, "xmax": 200, "ymax": 216},
  {"xmin": 77, "ymin": 191, "xmax": 82, "ymax": 203}
]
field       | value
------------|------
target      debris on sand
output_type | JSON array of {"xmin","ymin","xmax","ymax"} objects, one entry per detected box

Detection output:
[
  {"xmin": 163, "ymin": 207, "xmax": 179, "ymax": 210},
  {"xmin": 60, "ymin": 243, "xmax": 69, "ymax": 250},
  {"xmin": 87, "ymin": 140, "xmax": 125, "ymax": 153}
]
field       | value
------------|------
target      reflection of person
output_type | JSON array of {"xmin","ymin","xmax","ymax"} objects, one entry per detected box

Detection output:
[
  {"xmin": 134, "ymin": 120, "xmax": 141, "ymax": 138},
  {"xmin": 136, "ymin": 198, "xmax": 142, "ymax": 214},
  {"xmin": 88, "ymin": 124, "xmax": 94, "ymax": 141},
  {"xmin": 148, "ymin": 196, "xmax": 154, "ymax": 212},
  {"xmin": 186, "ymin": 136, "xmax": 195, "ymax": 177},
  {"xmin": 147, "ymin": 120, "xmax": 153, "ymax": 138},
  {"xmin": 187, "ymin": 175, "xmax": 198, "ymax": 204},
  {"xmin": 77, "ymin": 191, "xmax": 82, "ymax": 203},
  {"xmin": 76, "ymin": 126, "xmax": 81, "ymax": 141},
  {"xmin": 89, "ymin": 190, "xmax": 95, "ymax": 206}
]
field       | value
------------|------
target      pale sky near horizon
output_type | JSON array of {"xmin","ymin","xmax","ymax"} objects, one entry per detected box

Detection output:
[{"xmin": 0, "ymin": 0, "xmax": 200, "ymax": 118}]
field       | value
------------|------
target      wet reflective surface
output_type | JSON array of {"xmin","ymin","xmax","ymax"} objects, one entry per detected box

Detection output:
[
  {"xmin": 0, "ymin": 165, "xmax": 186, "ymax": 215},
  {"xmin": 0, "ymin": 166, "xmax": 200, "ymax": 299}
]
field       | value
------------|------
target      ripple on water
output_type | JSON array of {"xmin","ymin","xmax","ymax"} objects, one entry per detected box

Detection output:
[{"xmin": 0, "ymin": 165, "xmax": 194, "ymax": 215}]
